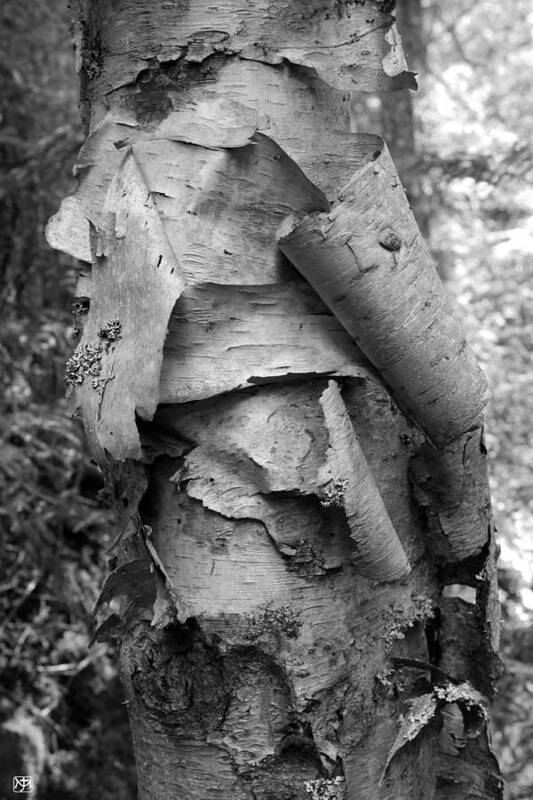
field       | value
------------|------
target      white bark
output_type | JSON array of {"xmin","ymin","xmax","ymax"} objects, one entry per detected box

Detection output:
[{"xmin": 46, "ymin": 2, "xmax": 501, "ymax": 798}]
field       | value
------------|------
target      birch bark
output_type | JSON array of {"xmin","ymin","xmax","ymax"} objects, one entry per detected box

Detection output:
[{"xmin": 47, "ymin": 2, "xmax": 502, "ymax": 798}]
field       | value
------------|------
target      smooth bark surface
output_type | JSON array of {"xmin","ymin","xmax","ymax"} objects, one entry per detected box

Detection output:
[{"xmin": 47, "ymin": 1, "xmax": 502, "ymax": 798}]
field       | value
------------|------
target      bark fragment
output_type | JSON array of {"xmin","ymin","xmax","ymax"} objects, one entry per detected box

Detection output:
[
  {"xmin": 45, "ymin": 195, "xmax": 91, "ymax": 262},
  {"xmin": 94, "ymin": 557, "xmax": 155, "ymax": 622},
  {"xmin": 277, "ymin": 139, "xmax": 489, "ymax": 447},
  {"xmin": 318, "ymin": 380, "xmax": 410, "ymax": 581},
  {"xmin": 67, "ymin": 149, "xmax": 185, "ymax": 460},
  {"xmin": 381, "ymin": 682, "xmax": 488, "ymax": 784}
]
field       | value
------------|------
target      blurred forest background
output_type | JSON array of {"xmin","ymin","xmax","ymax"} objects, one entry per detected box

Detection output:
[{"xmin": 0, "ymin": 0, "xmax": 532, "ymax": 798}]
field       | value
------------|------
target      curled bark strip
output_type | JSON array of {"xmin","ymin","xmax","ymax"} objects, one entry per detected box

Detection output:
[
  {"xmin": 278, "ymin": 140, "xmax": 489, "ymax": 447},
  {"xmin": 318, "ymin": 380, "xmax": 410, "ymax": 582}
]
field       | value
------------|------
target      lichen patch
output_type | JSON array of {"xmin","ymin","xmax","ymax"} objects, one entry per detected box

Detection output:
[{"xmin": 65, "ymin": 342, "xmax": 103, "ymax": 386}]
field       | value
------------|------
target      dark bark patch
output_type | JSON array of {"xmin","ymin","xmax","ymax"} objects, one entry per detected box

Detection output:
[
  {"xmin": 244, "ymin": 602, "xmax": 302, "ymax": 641},
  {"xmin": 94, "ymin": 557, "xmax": 155, "ymax": 620},
  {"xmin": 77, "ymin": 0, "xmax": 105, "ymax": 128},
  {"xmin": 409, "ymin": 428, "xmax": 491, "ymax": 562},
  {"xmin": 78, "ymin": 0, "xmax": 105, "ymax": 81},
  {"xmin": 435, "ymin": 730, "xmax": 503, "ymax": 799},
  {"xmin": 130, "ymin": 56, "xmax": 225, "ymax": 126},
  {"xmin": 129, "ymin": 626, "xmax": 228, "ymax": 735},
  {"xmin": 438, "ymin": 597, "xmax": 493, "ymax": 698},
  {"xmin": 283, "ymin": 538, "xmax": 328, "ymax": 578}
]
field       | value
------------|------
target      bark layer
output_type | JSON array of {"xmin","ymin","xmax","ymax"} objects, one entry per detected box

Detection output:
[
  {"xmin": 277, "ymin": 140, "xmax": 488, "ymax": 448},
  {"xmin": 47, "ymin": 1, "xmax": 501, "ymax": 798}
]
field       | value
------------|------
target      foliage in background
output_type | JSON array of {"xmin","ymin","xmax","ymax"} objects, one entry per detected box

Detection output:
[
  {"xmin": 414, "ymin": 3, "xmax": 533, "ymax": 797},
  {"xmin": 0, "ymin": 0, "xmax": 532, "ymax": 798},
  {"xmin": 0, "ymin": 1, "xmax": 136, "ymax": 798},
  {"xmin": 0, "ymin": 406, "xmax": 136, "ymax": 799}
]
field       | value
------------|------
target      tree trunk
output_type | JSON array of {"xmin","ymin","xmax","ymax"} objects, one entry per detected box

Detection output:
[
  {"xmin": 47, "ymin": 2, "xmax": 502, "ymax": 798},
  {"xmin": 379, "ymin": 0, "xmax": 431, "ymax": 238}
]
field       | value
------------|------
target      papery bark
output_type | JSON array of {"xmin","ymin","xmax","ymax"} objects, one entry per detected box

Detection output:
[{"xmin": 47, "ymin": 2, "xmax": 502, "ymax": 798}]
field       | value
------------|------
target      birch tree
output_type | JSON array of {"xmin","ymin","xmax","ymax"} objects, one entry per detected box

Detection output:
[{"xmin": 47, "ymin": 1, "xmax": 502, "ymax": 797}]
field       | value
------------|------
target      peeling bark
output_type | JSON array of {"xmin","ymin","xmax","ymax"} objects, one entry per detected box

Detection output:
[
  {"xmin": 65, "ymin": 149, "xmax": 185, "ymax": 459},
  {"xmin": 72, "ymin": 0, "xmax": 416, "ymax": 102},
  {"xmin": 277, "ymin": 140, "xmax": 489, "ymax": 448},
  {"xmin": 317, "ymin": 380, "xmax": 410, "ymax": 581},
  {"xmin": 160, "ymin": 282, "xmax": 376, "ymax": 402},
  {"xmin": 47, "ymin": 1, "xmax": 501, "ymax": 798}
]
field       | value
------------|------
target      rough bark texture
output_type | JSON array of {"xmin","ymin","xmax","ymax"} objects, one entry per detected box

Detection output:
[{"xmin": 47, "ymin": 1, "xmax": 502, "ymax": 798}]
